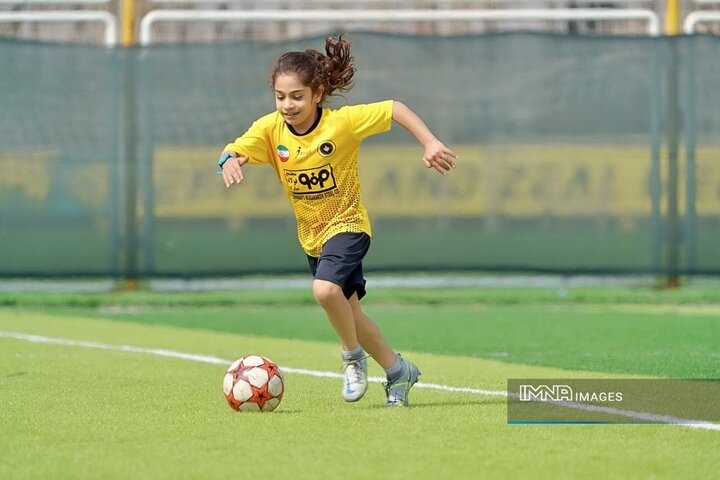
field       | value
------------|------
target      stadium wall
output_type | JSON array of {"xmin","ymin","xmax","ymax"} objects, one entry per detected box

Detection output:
[{"xmin": 0, "ymin": 33, "xmax": 718, "ymax": 277}]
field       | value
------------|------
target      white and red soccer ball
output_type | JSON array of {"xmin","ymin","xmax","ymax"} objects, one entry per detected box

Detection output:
[{"xmin": 223, "ymin": 355, "xmax": 284, "ymax": 412}]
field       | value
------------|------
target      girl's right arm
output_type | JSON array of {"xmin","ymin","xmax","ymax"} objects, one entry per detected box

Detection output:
[
  {"xmin": 219, "ymin": 152, "xmax": 249, "ymax": 189},
  {"xmin": 219, "ymin": 115, "xmax": 274, "ymax": 188}
]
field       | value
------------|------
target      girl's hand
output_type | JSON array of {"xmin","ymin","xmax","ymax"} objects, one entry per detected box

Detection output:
[
  {"xmin": 221, "ymin": 155, "xmax": 248, "ymax": 188},
  {"xmin": 423, "ymin": 139, "xmax": 457, "ymax": 175}
]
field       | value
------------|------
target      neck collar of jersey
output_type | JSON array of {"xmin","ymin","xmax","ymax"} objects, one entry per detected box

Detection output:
[{"xmin": 286, "ymin": 107, "xmax": 322, "ymax": 137}]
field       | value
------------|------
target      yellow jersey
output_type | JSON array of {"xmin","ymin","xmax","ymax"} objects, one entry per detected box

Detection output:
[{"xmin": 223, "ymin": 100, "xmax": 394, "ymax": 257}]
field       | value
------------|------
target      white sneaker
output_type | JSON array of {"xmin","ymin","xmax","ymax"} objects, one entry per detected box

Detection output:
[{"xmin": 342, "ymin": 356, "xmax": 368, "ymax": 402}]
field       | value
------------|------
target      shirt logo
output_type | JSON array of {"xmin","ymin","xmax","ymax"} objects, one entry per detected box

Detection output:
[
  {"xmin": 284, "ymin": 164, "xmax": 337, "ymax": 195},
  {"xmin": 295, "ymin": 146, "xmax": 311, "ymax": 158},
  {"xmin": 318, "ymin": 140, "xmax": 336, "ymax": 157},
  {"xmin": 277, "ymin": 145, "xmax": 290, "ymax": 162}
]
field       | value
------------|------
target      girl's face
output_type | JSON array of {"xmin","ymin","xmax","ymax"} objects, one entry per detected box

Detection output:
[{"xmin": 274, "ymin": 73, "xmax": 323, "ymax": 134}]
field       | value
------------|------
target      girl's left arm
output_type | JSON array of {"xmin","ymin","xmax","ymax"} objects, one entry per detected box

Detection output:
[{"xmin": 392, "ymin": 101, "xmax": 457, "ymax": 175}]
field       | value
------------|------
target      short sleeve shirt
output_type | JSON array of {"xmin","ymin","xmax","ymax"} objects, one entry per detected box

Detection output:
[{"xmin": 223, "ymin": 100, "xmax": 394, "ymax": 257}]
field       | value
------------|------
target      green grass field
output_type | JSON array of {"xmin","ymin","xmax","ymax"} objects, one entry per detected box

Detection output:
[{"xmin": 1, "ymin": 286, "xmax": 719, "ymax": 479}]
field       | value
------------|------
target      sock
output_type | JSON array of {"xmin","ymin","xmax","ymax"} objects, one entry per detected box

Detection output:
[
  {"xmin": 342, "ymin": 344, "xmax": 364, "ymax": 362},
  {"xmin": 384, "ymin": 354, "xmax": 407, "ymax": 383}
]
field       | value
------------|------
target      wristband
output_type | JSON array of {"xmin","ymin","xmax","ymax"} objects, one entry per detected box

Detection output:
[{"xmin": 218, "ymin": 152, "xmax": 234, "ymax": 169}]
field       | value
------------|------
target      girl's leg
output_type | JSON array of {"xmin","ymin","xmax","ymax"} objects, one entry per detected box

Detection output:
[
  {"xmin": 309, "ymin": 232, "xmax": 422, "ymax": 405},
  {"xmin": 313, "ymin": 278, "xmax": 368, "ymax": 402},
  {"xmin": 349, "ymin": 293, "xmax": 421, "ymax": 407},
  {"xmin": 348, "ymin": 293, "xmax": 396, "ymax": 369},
  {"xmin": 312, "ymin": 279, "xmax": 358, "ymax": 350},
  {"xmin": 312, "ymin": 285, "xmax": 394, "ymax": 366}
]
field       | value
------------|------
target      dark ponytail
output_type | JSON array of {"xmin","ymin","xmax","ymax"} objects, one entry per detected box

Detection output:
[{"xmin": 270, "ymin": 35, "xmax": 356, "ymax": 103}]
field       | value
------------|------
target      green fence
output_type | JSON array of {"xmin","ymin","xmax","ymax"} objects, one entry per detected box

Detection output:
[{"xmin": 1, "ymin": 33, "xmax": 718, "ymax": 277}]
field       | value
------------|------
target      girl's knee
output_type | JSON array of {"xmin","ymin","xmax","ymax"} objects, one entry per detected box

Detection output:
[{"xmin": 312, "ymin": 279, "xmax": 343, "ymax": 305}]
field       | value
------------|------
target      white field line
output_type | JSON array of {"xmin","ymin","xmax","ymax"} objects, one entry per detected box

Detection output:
[{"xmin": 2, "ymin": 330, "xmax": 718, "ymax": 432}]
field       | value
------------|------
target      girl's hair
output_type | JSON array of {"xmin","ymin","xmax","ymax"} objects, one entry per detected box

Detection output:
[{"xmin": 270, "ymin": 35, "xmax": 356, "ymax": 103}]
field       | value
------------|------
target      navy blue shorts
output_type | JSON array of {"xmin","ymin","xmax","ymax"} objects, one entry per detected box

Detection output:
[{"xmin": 307, "ymin": 232, "xmax": 370, "ymax": 300}]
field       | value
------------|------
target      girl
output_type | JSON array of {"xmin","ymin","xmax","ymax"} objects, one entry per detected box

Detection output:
[{"xmin": 218, "ymin": 35, "xmax": 456, "ymax": 407}]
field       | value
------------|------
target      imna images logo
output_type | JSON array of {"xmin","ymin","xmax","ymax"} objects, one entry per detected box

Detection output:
[
  {"xmin": 519, "ymin": 384, "xmax": 623, "ymax": 403},
  {"xmin": 519, "ymin": 384, "xmax": 573, "ymax": 402}
]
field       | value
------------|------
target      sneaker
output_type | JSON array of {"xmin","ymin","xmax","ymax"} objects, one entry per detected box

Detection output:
[
  {"xmin": 342, "ymin": 356, "xmax": 368, "ymax": 402},
  {"xmin": 383, "ymin": 357, "xmax": 421, "ymax": 407}
]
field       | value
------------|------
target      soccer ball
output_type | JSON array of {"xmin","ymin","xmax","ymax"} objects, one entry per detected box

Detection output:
[{"xmin": 223, "ymin": 355, "xmax": 284, "ymax": 412}]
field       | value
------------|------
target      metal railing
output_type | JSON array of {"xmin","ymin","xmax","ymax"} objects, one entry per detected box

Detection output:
[
  {"xmin": 139, "ymin": 8, "xmax": 661, "ymax": 45},
  {"xmin": 3, "ymin": 3, "xmax": 720, "ymax": 45},
  {"xmin": 144, "ymin": 0, "xmax": 657, "ymax": 3},
  {"xmin": 0, "ymin": 0, "xmax": 109, "ymax": 3},
  {"xmin": 0, "ymin": 11, "xmax": 117, "ymax": 46},
  {"xmin": 684, "ymin": 11, "xmax": 720, "ymax": 33}
]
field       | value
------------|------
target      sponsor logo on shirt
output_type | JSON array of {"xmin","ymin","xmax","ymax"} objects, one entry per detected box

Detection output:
[{"xmin": 283, "ymin": 164, "xmax": 337, "ymax": 196}]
